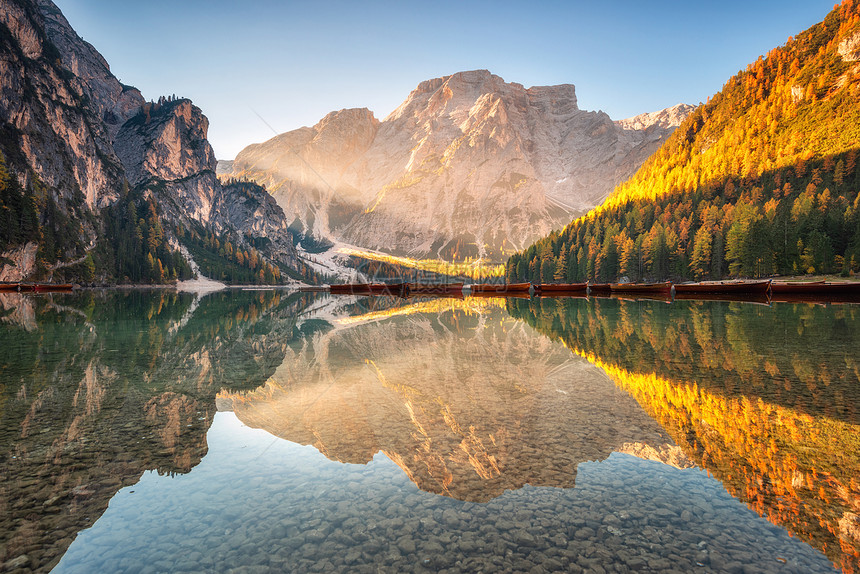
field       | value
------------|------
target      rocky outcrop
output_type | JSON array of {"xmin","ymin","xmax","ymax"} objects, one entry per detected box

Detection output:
[
  {"xmin": 230, "ymin": 70, "xmax": 693, "ymax": 261},
  {"xmin": 615, "ymin": 103, "xmax": 696, "ymax": 131},
  {"xmin": 115, "ymin": 99, "xmax": 219, "ymax": 223},
  {"xmin": 111, "ymin": 98, "xmax": 310, "ymax": 280},
  {"xmin": 0, "ymin": 241, "xmax": 37, "ymax": 281},
  {"xmin": 0, "ymin": 0, "xmax": 140, "ymax": 210},
  {"xmin": 212, "ymin": 180, "xmax": 308, "ymax": 273},
  {"xmin": 34, "ymin": 0, "xmax": 143, "ymax": 140},
  {"xmin": 838, "ymin": 29, "xmax": 860, "ymax": 62}
]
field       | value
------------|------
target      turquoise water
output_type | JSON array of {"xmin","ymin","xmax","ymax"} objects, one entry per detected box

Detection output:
[
  {"xmin": 53, "ymin": 413, "xmax": 832, "ymax": 574},
  {"xmin": 0, "ymin": 290, "xmax": 856, "ymax": 573}
]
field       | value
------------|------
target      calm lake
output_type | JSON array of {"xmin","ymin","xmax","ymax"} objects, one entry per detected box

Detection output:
[{"xmin": 0, "ymin": 290, "xmax": 858, "ymax": 573}]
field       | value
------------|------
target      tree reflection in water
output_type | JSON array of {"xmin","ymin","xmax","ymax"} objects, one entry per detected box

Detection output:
[{"xmin": 507, "ymin": 296, "xmax": 860, "ymax": 573}]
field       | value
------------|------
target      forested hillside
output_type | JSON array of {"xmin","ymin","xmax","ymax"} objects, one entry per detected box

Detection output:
[{"xmin": 508, "ymin": 0, "xmax": 860, "ymax": 283}]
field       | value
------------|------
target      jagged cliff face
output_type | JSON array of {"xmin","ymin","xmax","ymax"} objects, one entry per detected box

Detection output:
[
  {"xmin": 0, "ymin": 0, "xmax": 308, "ymax": 282},
  {"xmin": 614, "ymin": 103, "xmax": 697, "ymax": 131},
  {"xmin": 230, "ymin": 70, "xmax": 692, "ymax": 261},
  {"xmin": 115, "ymin": 99, "xmax": 219, "ymax": 223},
  {"xmin": 112, "ymin": 97, "xmax": 310, "ymax": 278},
  {"xmin": 212, "ymin": 180, "xmax": 309, "ymax": 273},
  {"xmin": 0, "ymin": 0, "xmax": 141, "ymax": 208}
]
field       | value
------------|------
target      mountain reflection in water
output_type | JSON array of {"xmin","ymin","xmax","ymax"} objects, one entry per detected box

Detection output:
[
  {"xmin": 217, "ymin": 297, "xmax": 687, "ymax": 502},
  {"xmin": 0, "ymin": 290, "xmax": 307, "ymax": 571},
  {"xmin": 0, "ymin": 290, "xmax": 856, "ymax": 573}
]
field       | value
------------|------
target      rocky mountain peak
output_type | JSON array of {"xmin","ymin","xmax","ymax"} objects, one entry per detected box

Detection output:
[
  {"xmin": 114, "ymin": 98, "xmax": 218, "ymax": 222},
  {"xmin": 229, "ymin": 70, "xmax": 693, "ymax": 262},
  {"xmin": 615, "ymin": 103, "xmax": 696, "ymax": 131},
  {"xmin": 387, "ymin": 70, "xmax": 512, "ymax": 123},
  {"xmin": 35, "ymin": 0, "xmax": 145, "ymax": 141},
  {"xmin": 316, "ymin": 107, "xmax": 378, "ymax": 131},
  {"xmin": 311, "ymin": 108, "xmax": 380, "ymax": 157}
]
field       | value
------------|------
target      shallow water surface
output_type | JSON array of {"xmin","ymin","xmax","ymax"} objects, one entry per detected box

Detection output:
[
  {"xmin": 53, "ymin": 412, "xmax": 832, "ymax": 574},
  {"xmin": 0, "ymin": 290, "xmax": 857, "ymax": 573}
]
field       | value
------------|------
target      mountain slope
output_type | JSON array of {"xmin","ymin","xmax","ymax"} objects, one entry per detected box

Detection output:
[
  {"xmin": 507, "ymin": 0, "xmax": 860, "ymax": 283},
  {"xmin": 229, "ymin": 70, "xmax": 692, "ymax": 262},
  {"xmin": 0, "ymin": 0, "xmax": 314, "ymax": 284}
]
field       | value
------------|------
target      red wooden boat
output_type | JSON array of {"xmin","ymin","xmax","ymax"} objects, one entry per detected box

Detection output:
[
  {"xmin": 329, "ymin": 283, "xmax": 369, "ymax": 294},
  {"xmin": 673, "ymin": 280, "xmax": 771, "ymax": 295},
  {"xmin": 33, "ymin": 283, "xmax": 74, "ymax": 292},
  {"xmin": 469, "ymin": 282, "xmax": 531, "ymax": 294},
  {"xmin": 408, "ymin": 282, "xmax": 464, "ymax": 295},
  {"xmin": 610, "ymin": 282, "xmax": 673, "ymax": 295},
  {"xmin": 771, "ymin": 280, "xmax": 860, "ymax": 295},
  {"xmin": 770, "ymin": 280, "xmax": 825, "ymax": 294},
  {"xmin": 587, "ymin": 283, "xmax": 612, "ymax": 296},
  {"xmin": 534, "ymin": 282, "xmax": 587, "ymax": 294},
  {"xmin": 0, "ymin": 283, "xmax": 20, "ymax": 291},
  {"xmin": 771, "ymin": 281, "xmax": 860, "ymax": 303}
]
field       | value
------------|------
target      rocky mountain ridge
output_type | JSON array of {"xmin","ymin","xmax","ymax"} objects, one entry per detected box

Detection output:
[
  {"xmin": 229, "ymin": 70, "xmax": 693, "ymax": 261},
  {"xmin": 614, "ymin": 103, "xmax": 697, "ymax": 131},
  {"xmin": 0, "ymin": 0, "xmax": 312, "ymax": 283}
]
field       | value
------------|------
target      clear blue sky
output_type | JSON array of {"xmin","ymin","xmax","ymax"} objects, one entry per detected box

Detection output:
[{"xmin": 54, "ymin": 0, "xmax": 837, "ymax": 160}]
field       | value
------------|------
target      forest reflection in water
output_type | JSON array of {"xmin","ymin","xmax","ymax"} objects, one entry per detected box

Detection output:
[
  {"xmin": 507, "ymin": 296, "xmax": 860, "ymax": 572},
  {"xmin": 0, "ymin": 290, "xmax": 857, "ymax": 572},
  {"xmin": 0, "ymin": 289, "xmax": 303, "ymax": 571}
]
